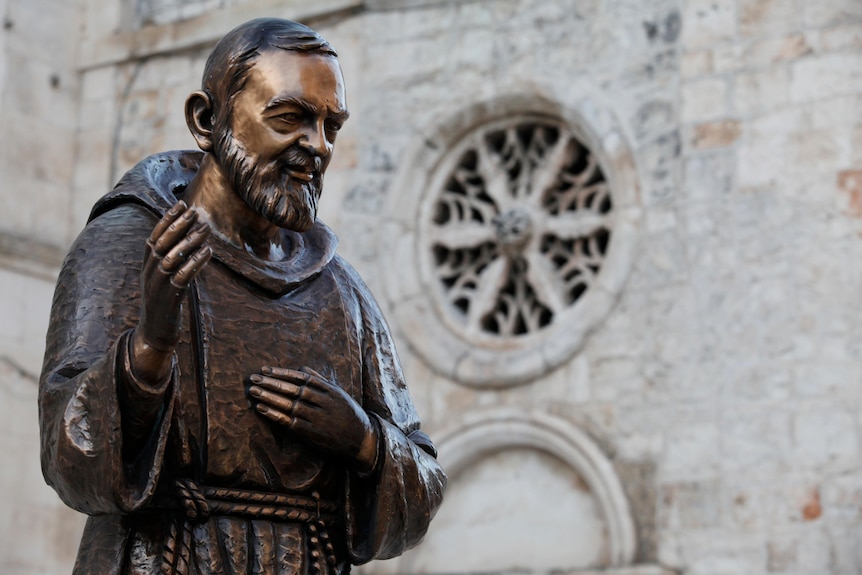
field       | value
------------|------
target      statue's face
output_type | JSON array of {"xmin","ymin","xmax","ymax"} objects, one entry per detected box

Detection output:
[{"xmin": 214, "ymin": 50, "xmax": 348, "ymax": 232}]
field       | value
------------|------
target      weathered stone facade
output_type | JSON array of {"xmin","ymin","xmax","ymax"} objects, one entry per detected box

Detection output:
[{"xmin": 3, "ymin": 0, "xmax": 862, "ymax": 573}]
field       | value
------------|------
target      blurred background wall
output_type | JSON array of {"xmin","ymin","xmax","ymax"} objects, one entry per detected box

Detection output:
[{"xmin": 2, "ymin": 0, "xmax": 862, "ymax": 573}]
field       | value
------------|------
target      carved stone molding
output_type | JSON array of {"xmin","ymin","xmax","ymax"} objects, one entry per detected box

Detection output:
[
  {"xmin": 435, "ymin": 408, "xmax": 638, "ymax": 567},
  {"xmin": 371, "ymin": 408, "xmax": 639, "ymax": 574},
  {"xmin": 380, "ymin": 94, "xmax": 641, "ymax": 387}
]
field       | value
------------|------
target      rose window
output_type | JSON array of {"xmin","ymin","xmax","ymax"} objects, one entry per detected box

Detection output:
[
  {"xmin": 427, "ymin": 119, "xmax": 612, "ymax": 338},
  {"xmin": 381, "ymin": 97, "xmax": 639, "ymax": 387}
]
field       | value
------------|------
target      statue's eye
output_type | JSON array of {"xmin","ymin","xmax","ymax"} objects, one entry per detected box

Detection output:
[
  {"xmin": 325, "ymin": 120, "xmax": 343, "ymax": 133},
  {"xmin": 278, "ymin": 112, "xmax": 303, "ymax": 124}
]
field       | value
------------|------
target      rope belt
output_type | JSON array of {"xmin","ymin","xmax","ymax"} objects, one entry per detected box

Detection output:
[{"xmin": 161, "ymin": 479, "xmax": 341, "ymax": 575}]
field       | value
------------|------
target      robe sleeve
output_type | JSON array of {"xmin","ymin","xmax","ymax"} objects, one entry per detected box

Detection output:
[
  {"xmin": 337, "ymin": 262, "xmax": 447, "ymax": 563},
  {"xmin": 39, "ymin": 204, "xmax": 176, "ymax": 515}
]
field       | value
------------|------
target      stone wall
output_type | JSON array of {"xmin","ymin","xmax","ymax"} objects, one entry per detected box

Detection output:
[
  {"xmin": 2, "ymin": 0, "xmax": 862, "ymax": 574},
  {"xmin": 0, "ymin": 0, "xmax": 89, "ymax": 572}
]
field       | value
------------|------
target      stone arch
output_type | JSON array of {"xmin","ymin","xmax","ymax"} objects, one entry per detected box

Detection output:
[
  {"xmin": 375, "ymin": 409, "xmax": 637, "ymax": 574},
  {"xmin": 440, "ymin": 409, "xmax": 637, "ymax": 566}
]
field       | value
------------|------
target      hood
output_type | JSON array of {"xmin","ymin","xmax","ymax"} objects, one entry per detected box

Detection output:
[{"xmin": 91, "ymin": 150, "xmax": 338, "ymax": 296}]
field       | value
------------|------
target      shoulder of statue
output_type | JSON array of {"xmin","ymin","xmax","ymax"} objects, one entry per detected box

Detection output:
[{"xmin": 88, "ymin": 150, "xmax": 203, "ymax": 223}]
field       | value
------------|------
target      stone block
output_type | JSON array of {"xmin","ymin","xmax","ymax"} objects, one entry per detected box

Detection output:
[
  {"xmin": 681, "ymin": 77, "xmax": 729, "ymax": 123},
  {"xmin": 4, "ymin": 0, "xmax": 79, "ymax": 67},
  {"xmin": 711, "ymin": 42, "xmax": 746, "ymax": 73},
  {"xmin": 4, "ymin": 48, "xmax": 79, "ymax": 132},
  {"xmin": 659, "ymin": 480, "xmax": 722, "ymax": 529},
  {"xmin": 676, "ymin": 534, "xmax": 766, "ymax": 575},
  {"xmin": 766, "ymin": 536, "xmax": 797, "ymax": 572},
  {"xmin": 727, "ymin": 483, "xmax": 772, "ymax": 531},
  {"xmin": 638, "ymin": 130, "xmax": 681, "ymax": 205},
  {"xmin": 737, "ymin": 137, "xmax": 787, "ymax": 187},
  {"xmin": 803, "ymin": 0, "xmax": 862, "ymax": 28},
  {"xmin": 793, "ymin": 361, "xmax": 860, "ymax": 399},
  {"xmin": 811, "ymin": 95, "xmax": 862, "ymax": 129},
  {"xmin": 756, "ymin": 485, "xmax": 818, "ymax": 531},
  {"xmin": 826, "ymin": 525, "xmax": 862, "ymax": 574},
  {"xmin": 738, "ymin": 0, "xmax": 800, "ymax": 38},
  {"xmin": 853, "ymin": 125, "xmax": 862, "ymax": 166},
  {"xmin": 734, "ymin": 67, "xmax": 790, "ymax": 117},
  {"xmin": 817, "ymin": 23, "xmax": 862, "ymax": 53},
  {"xmin": 748, "ymin": 106, "xmax": 808, "ymax": 139},
  {"xmin": 794, "ymin": 526, "xmax": 833, "ymax": 572},
  {"xmin": 746, "ymin": 33, "xmax": 814, "ymax": 67},
  {"xmin": 684, "ymin": 151, "xmax": 733, "ymax": 200},
  {"xmin": 689, "ymin": 120, "xmax": 742, "ymax": 149},
  {"xmin": 0, "ymin": 173, "xmax": 72, "ymax": 250},
  {"xmin": 794, "ymin": 409, "xmax": 859, "ymax": 469},
  {"xmin": 786, "ymin": 129, "xmax": 852, "ymax": 175},
  {"xmin": 82, "ymin": 0, "xmax": 121, "ymax": 40},
  {"xmin": 681, "ymin": 50, "xmax": 713, "ymax": 78},
  {"xmin": 631, "ymin": 228, "xmax": 688, "ymax": 289},
  {"xmin": 82, "ymin": 66, "xmax": 116, "ymax": 102},
  {"xmin": 791, "ymin": 52, "xmax": 862, "ymax": 103},
  {"xmin": 722, "ymin": 411, "xmax": 793, "ymax": 477},
  {"xmin": 0, "ymin": 111, "xmax": 76, "ymax": 186},
  {"xmin": 0, "ymin": 269, "xmax": 55, "ymax": 370},
  {"xmin": 590, "ymin": 357, "xmax": 643, "ymax": 402},
  {"xmin": 737, "ymin": 108, "xmax": 807, "ymax": 188},
  {"xmin": 681, "ymin": 0, "xmax": 737, "ymax": 48},
  {"xmin": 0, "ymin": 272, "xmax": 25, "ymax": 344},
  {"xmin": 662, "ymin": 423, "xmax": 720, "ymax": 480},
  {"xmin": 616, "ymin": 433, "xmax": 663, "ymax": 462},
  {"xmin": 78, "ymin": 97, "xmax": 117, "ymax": 130},
  {"xmin": 179, "ymin": 0, "xmax": 215, "ymax": 23}
]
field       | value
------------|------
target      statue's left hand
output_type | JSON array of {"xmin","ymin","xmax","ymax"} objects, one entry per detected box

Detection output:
[{"xmin": 248, "ymin": 367, "xmax": 379, "ymax": 472}]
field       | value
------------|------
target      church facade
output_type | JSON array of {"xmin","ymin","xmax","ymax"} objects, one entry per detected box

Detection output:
[{"xmin": 2, "ymin": 0, "xmax": 862, "ymax": 574}]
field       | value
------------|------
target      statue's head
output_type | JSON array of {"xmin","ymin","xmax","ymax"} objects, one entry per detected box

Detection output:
[{"xmin": 185, "ymin": 18, "xmax": 348, "ymax": 232}]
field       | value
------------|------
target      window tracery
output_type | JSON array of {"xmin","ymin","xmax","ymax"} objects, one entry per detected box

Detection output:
[
  {"xmin": 379, "ymin": 96, "xmax": 640, "ymax": 386},
  {"xmin": 428, "ymin": 119, "xmax": 613, "ymax": 338}
]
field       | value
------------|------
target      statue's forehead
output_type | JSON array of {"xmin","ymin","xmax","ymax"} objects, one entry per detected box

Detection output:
[{"xmin": 242, "ymin": 50, "xmax": 346, "ymax": 110}]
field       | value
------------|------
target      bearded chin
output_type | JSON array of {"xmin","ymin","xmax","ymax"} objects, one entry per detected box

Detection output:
[
  {"xmin": 214, "ymin": 128, "xmax": 321, "ymax": 232},
  {"xmin": 245, "ymin": 173, "xmax": 320, "ymax": 233}
]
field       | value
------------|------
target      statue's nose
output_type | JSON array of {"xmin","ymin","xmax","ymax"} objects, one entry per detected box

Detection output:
[{"xmin": 299, "ymin": 121, "xmax": 333, "ymax": 159}]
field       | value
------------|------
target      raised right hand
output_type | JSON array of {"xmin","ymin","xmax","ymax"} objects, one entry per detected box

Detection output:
[{"xmin": 131, "ymin": 201, "xmax": 212, "ymax": 383}]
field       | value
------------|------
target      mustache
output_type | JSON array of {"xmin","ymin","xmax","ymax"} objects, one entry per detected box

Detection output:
[{"xmin": 280, "ymin": 147, "xmax": 322, "ymax": 172}]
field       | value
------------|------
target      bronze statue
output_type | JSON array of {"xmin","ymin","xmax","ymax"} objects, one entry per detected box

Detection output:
[{"xmin": 39, "ymin": 18, "xmax": 445, "ymax": 575}]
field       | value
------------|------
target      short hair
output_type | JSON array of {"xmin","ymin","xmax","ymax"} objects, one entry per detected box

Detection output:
[{"xmin": 202, "ymin": 18, "xmax": 337, "ymax": 124}]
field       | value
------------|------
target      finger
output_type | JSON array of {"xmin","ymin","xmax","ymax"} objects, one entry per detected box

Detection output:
[
  {"xmin": 301, "ymin": 366, "xmax": 328, "ymax": 381},
  {"xmin": 299, "ymin": 366, "xmax": 339, "ymax": 394},
  {"xmin": 261, "ymin": 366, "xmax": 317, "ymax": 385},
  {"xmin": 172, "ymin": 246, "xmax": 212, "ymax": 287},
  {"xmin": 288, "ymin": 400, "xmax": 324, "ymax": 423},
  {"xmin": 249, "ymin": 386, "xmax": 296, "ymax": 414},
  {"xmin": 255, "ymin": 404, "xmax": 294, "ymax": 428},
  {"xmin": 258, "ymin": 367, "xmax": 331, "ymax": 408},
  {"xmin": 161, "ymin": 224, "xmax": 211, "ymax": 272},
  {"xmin": 151, "ymin": 208, "xmax": 198, "ymax": 256},
  {"xmin": 250, "ymin": 374, "xmax": 301, "ymax": 397},
  {"xmin": 148, "ymin": 201, "xmax": 187, "ymax": 246}
]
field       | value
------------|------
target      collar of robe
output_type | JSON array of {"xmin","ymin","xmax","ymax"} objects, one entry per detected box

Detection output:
[{"xmin": 90, "ymin": 150, "xmax": 338, "ymax": 296}]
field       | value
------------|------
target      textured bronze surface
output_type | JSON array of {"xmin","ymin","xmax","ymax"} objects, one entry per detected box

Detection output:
[{"xmin": 39, "ymin": 18, "xmax": 445, "ymax": 575}]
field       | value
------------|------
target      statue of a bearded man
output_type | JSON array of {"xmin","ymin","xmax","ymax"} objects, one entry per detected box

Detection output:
[{"xmin": 39, "ymin": 18, "xmax": 446, "ymax": 575}]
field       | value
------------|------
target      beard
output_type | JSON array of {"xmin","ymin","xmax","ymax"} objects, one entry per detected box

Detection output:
[{"xmin": 213, "ymin": 126, "xmax": 323, "ymax": 233}]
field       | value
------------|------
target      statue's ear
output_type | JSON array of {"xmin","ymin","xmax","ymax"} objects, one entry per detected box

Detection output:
[{"xmin": 185, "ymin": 90, "xmax": 215, "ymax": 152}]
